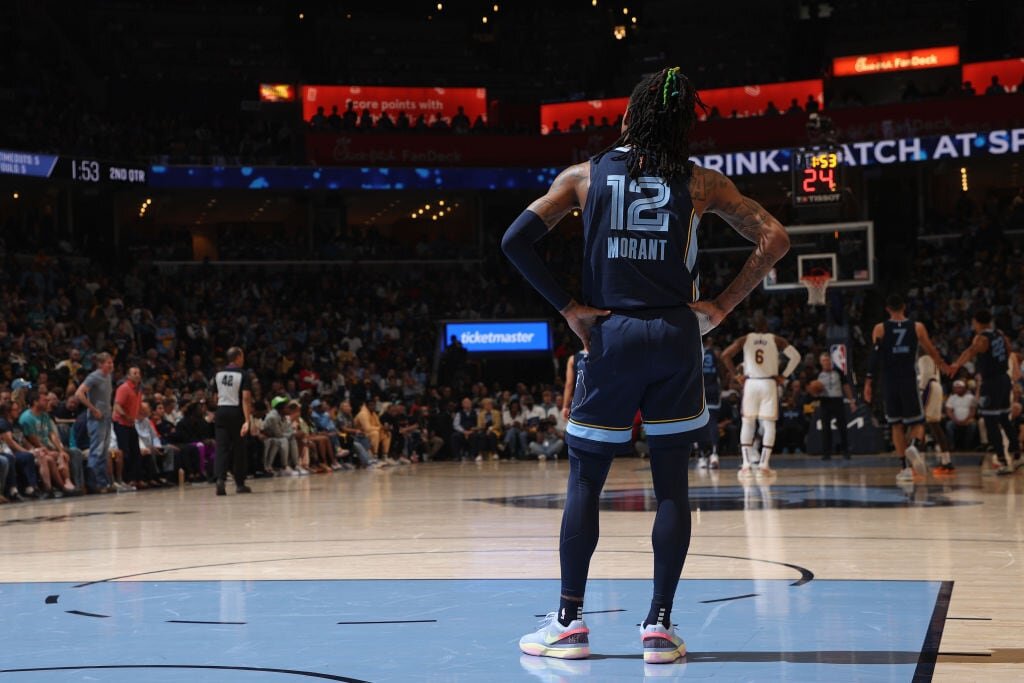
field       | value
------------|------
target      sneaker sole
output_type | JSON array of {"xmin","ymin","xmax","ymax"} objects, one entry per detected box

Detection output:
[
  {"xmin": 643, "ymin": 644, "xmax": 686, "ymax": 664},
  {"xmin": 519, "ymin": 643, "xmax": 590, "ymax": 659}
]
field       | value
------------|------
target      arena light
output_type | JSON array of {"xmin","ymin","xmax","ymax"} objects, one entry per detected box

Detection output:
[
  {"xmin": 298, "ymin": 12, "xmax": 304, "ymax": 20},
  {"xmin": 631, "ymin": 16, "xmax": 637, "ymax": 24},
  {"xmin": 436, "ymin": 2, "xmax": 442, "ymax": 9},
  {"xmin": 411, "ymin": 212, "xmax": 418, "ymax": 219},
  {"xmin": 493, "ymin": 3, "xmax": 499, "ymax": 11},
  {"xmin": 960, "ymin": 167, "xmax": 969, "ymax": 192},
  {"xmin": 613, "ymin": 25, "xmax": 626, "ymax": 40},
  {"xmin": 623, "ymin": 7, "xmax": 629, "ymax": 14},
  {"xmin": 438, "ymin": 200, "xmax": 445, "ymax": 206},
  {"xmin": 592, "ymin": 0, "xmax": 597, "ymax": 5},
  {"xmin": 482, "ymin": 15, "xmax": 488, "ymax": 24},
  {"xmin": 12, "ymin": 192, "xmax": 18, "ymax": 199}
]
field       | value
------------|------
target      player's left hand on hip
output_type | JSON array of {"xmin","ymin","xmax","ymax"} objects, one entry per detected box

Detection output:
[{"xmin": 688, "ymin": 300, "xmax": 726, "ymax": 336}]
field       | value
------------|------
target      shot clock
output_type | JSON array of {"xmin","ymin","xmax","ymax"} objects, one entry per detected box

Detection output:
[{"xmin": 792, "ymin": 147, "xmax": 843, "ymax": 205}]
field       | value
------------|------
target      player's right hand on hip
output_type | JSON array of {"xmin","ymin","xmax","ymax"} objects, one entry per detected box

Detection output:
[
  {"xmin": 688, "ymin": 299, "xmax": 727, "ymax": 335},
  {"xmin": 560, "ymin": 300, "xmax": 611, "ymax": 354}
]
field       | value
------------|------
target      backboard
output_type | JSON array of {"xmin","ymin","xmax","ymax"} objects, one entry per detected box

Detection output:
[{"xmin": 763, "ymin": 221, "xmax": 874, "ymax": 292}]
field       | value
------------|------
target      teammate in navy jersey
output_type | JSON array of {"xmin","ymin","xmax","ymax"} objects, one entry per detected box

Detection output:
[
  {"xmin": 503, "ymin": 67, "xmax": 789, "ymax": 664},
  {"xmin": 950, "ymin": 309, "xmax": 1021, "ymax": 474},
  {"xmin": 864, "ymin": 295, "xmax": 948, "ymax": 481},
  {"xmin": 695, "ymin": 336, "xmax": 723, "ymax": 469}
]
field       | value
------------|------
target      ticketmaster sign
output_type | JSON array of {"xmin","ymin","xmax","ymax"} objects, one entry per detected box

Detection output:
[{"xmin": 443, "ymin": 321, "xmax": 551, "ymax": 353}]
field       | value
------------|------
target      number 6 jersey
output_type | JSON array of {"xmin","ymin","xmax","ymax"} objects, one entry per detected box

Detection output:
[{"xmin": 581, "ymin": 147, "xmax": 699, "ymax": 309}]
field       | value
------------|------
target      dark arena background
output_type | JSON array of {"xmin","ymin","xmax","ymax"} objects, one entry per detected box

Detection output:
[{"xmin": 1, "ymin": 1, "xmax": 1024, "ymax": 681}]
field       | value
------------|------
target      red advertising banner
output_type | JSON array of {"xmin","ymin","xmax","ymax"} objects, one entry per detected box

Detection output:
[
  {"xmin": 260, "ymin": 84, "xmax": 295, "ymax": 102},
  {"xmin": 540, "ymin": 98, "xmax": 629, "ymax": 135},
  {"xmin": 539, "ymin": 80, "xmax": 824, "ymax": 134},
  {"xmin": 833, "ymin": 45, "xmax": 959, "ymax": 77},
  {"xmin": 300, "ymin": 85, "xmax": 488, "ymax": 125},
  {"xmin": 700, "ymin": 79, "xmax": 823, "ymax": 119},
  {"xmin": 306, "ymin": 95, "xmax": 1024, "ymax": 167},
  {"xmin": 962, "ymin": 58, "xmax": 1024, "ymax": 94}
]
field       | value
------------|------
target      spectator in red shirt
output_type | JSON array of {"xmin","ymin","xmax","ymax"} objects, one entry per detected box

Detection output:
[{"xmin": 113, "ymin": 366, "xmax": 146, "ymax": 488}]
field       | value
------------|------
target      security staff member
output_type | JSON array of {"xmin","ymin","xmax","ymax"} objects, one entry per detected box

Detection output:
[{"xmin": 210, "ymin": 347, "xmax": 253, "ymax": 496}]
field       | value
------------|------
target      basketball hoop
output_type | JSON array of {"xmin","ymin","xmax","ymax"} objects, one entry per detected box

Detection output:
[{"xmin": 800, "ymin": 267, "xmax": 831, "ymax": 306}]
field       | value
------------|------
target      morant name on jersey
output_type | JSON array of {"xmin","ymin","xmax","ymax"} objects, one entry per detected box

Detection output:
[
  {"xmin": 607, "ymin": 236, "xmax": 668, "ymax": 261},
  {"xmin": 581, "ymin": 147, "xmax": 700, "ymax": 309}
]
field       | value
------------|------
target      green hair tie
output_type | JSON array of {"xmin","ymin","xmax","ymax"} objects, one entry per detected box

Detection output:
[{"xmin": 662, "ymin": 67, "xmax": 681, "ymax": 108}]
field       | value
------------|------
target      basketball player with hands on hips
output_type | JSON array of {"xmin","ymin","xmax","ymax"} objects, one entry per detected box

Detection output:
[
  {"xmin": 720, "ymin": 319, "xmax": 802, "ymax": 478},
  {"xmin": 863, "ymin": 295, "xmax": 949, "ymax": 481},
  {"xmin": 948, "ymin": 309, "xmax": 1021, "ymax": 475},
  {"xmin": 502, "ymin": 67, "xmax": 788, "ymax": 664}
]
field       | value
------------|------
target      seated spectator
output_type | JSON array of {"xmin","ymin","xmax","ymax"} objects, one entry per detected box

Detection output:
[
  {"xmin": 528, "ymin": 419, "xmax": 564, "ymax": 461},
  {"xmin": 450, "ymin": 397, "xmax": 478, "ymax": 461},
  {"xmin": 0, "ymin": 401, "xmax": 40, "ymax": 499},
  {"xmin": 501, "ymin": 400, "xmax": 528, "ymax": 459},
  {"xmin": 474, "ymin": 397, "xmax": 501, "ymax": 461},
  {"xmin": 327, "ymin": 105, "xmax": 342, "ymax": 131},
  {"xmin": 355, "ymin": 396, "xmax": 391, "ymax": 462},
  {"xmin": 764, "ymin": 101, "xmax": 779, "ymax": 116},
  {"xmin": 945, "ymin": 380, "xmax": 978, "ymax": 450},
  {"xmin": 18, "ymin": 391, "xmax": 75, "ymax": 496},
  {"xmin": 451, "ymin": 106, "xmax": 471, "ymax": 133},
  {"xmin": 805, "ymin": 95, "xmax": 820, "ymax": 113},
  {"xmin": 262, "ymin": 396, "xmax": 299, "ymax": 475},
  {"xmin": 337, "ymin": 400, "xmax": 375, "ymax": 467},
  {"xmin": 786, "ymin": 98, "xmax": 803, "ymax": 115},
  {"xmin": 342, "ymin": 102, "xmax": 358, "ymax": 129},
  {"xmin": 309, "ymin": 106, "xmax": 327, "ymax": 130},
  {"xmin": 985, "ymin": 75, "xmax": 1006, "ymax": 96}
]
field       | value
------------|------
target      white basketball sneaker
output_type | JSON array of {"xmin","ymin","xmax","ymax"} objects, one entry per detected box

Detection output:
[
  {"xmin": 519, "ymin": 612, "xmax": 590, "ymax": 660},
  {"xmin": 641, "ymin": 622, "xmax": 686, "ymax": 664}
]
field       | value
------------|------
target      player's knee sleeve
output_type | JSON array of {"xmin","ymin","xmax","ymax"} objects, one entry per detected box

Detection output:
[
  {"xmin": 740, "ymin": 418, "xmax": 756, "ymax": 445},
  {"xmin": 761, "ymin": 420, "xmax": 776, "ymax": 448}
]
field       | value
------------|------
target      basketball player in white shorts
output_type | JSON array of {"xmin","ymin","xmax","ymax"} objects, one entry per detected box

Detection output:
[
  {"xmin": 918, "ymin": 355, "xmax": 954, "ymax": 475},
  {"xmin": 722, "ymin": 319, "xmax": 801, "ymax": 478}
]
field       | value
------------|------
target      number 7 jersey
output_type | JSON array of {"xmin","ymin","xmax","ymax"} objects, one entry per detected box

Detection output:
[{"xmin": 581, "ymin": 148, "xmax": 699, "ymax": 309}]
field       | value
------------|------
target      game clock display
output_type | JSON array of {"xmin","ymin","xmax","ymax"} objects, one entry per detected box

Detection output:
[
  {"xmin": 792, "ymin": 148, "xmax": 843, "ymax": 205},
  {"xmin": 56, "ymin": 158, "xmax": 148, "ymax": 185}
]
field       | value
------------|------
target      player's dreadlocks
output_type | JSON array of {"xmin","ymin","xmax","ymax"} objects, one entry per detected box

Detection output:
[{"xmin": 602, "ymin": 67, "xmax": 707, "ymax": 182}]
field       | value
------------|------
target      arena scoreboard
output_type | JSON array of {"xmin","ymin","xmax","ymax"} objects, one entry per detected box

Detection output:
[
  {"xmin": 0, "ymin": 150, "xmax": 147, "ymax": 185},
  {"xmin": 792, "ymin": 147, "xmax": 843, "ymax": 205}
]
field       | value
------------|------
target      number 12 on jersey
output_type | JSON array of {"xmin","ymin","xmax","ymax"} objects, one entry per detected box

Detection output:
[{"xmin": 607, "ymin": 175, "xmax": 671, "ymax": 232}]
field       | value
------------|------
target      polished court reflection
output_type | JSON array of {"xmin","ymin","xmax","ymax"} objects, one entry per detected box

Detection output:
[{"xmin": 0, "ymin": 455, "xmax": 1022, "ymax": 681}]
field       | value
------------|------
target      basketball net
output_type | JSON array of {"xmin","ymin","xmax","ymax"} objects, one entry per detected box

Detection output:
[{"xmin": 801, "ymin": 269, "xmax": 831, "ymax": 306}]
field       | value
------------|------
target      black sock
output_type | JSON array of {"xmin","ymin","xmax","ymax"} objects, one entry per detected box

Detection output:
[
  {"xmin": 909, "ymin": 438, "xmax": 920, "ymax": 450},
  {"xmin": 558, "ymin": 597, "xmax": 583, "ymax": 626},
  {"xmin": 644, "ymin": 602, "xmax": 671, "ymax": 628},
  {"xmin": 900, "ymin": 456, "xmax": 908, "ymax": 468}
]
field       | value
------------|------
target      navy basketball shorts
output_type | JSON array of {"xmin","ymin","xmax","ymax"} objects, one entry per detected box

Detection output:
[
  {"xmin": 883, "ymin": 376, "xmax": 924, "ymax": 425},
  {"xmin": 566, "ymin": 307, "xmax": 708, "ymax": 455},
  {"xmin": 978, "ymin": 374, "xmax": 1011, "ymax": 416}
]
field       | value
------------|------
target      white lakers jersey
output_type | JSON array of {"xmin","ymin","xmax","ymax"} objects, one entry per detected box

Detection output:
[
  {"xmin": 743, "ymin": 333, "xmax": 778, "ymax": 378},
  {"xmin": 917, "ymin": 355, "xmax": 938, "ymax": 391}
]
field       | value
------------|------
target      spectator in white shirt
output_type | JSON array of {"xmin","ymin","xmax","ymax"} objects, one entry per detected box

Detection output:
[{"xmin": 945, "ymin": 380, "xmax": 978, "ymax": 450}]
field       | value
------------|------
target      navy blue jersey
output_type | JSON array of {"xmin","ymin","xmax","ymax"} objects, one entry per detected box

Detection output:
[
  {"xmin": 880, "ymin": 319, "xmax": 918, "ymax": 380},
  {"xmin": 977, "ymin": 329, "xmax": 1009, "ymax": 382},
  {"xmin": 702, "ymin": 348, "xmax": 720, "ymax": 393},
  {"xmin": 581, "ymin": 149, "xmax": 699, "ymax": 309}
]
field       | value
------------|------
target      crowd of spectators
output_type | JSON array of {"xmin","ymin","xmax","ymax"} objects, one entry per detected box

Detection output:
[{"xmin": 2, "ymin": 207, "xmax": 1023, "ymax": 503}]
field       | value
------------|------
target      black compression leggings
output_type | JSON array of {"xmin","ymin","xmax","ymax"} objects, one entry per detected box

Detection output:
[{"xmin": 559, "ymin": 445, "xmax": 692, "ymax": 608}]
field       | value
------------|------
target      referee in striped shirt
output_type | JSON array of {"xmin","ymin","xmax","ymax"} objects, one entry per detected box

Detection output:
[{"xmin": 210, "ymin": 347, "xmax": 253, "ymax": 496}]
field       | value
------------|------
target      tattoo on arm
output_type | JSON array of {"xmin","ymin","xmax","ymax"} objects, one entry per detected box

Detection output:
[
  {"xmin": 527, "ymin": 164, "xmax": 586, "ymax": 228},
  {"xmin": 702, "ymin": 171, "xmax": 788, "ymax": 313}
]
